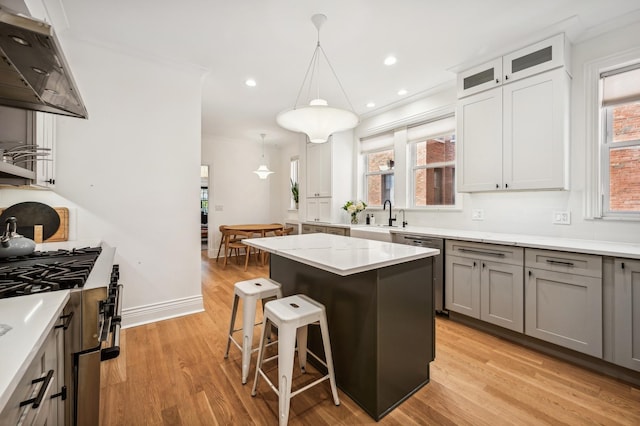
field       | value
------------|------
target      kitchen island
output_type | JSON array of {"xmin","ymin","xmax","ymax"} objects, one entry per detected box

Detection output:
[{"xmin": 244, "ymin": 233, "xmax": 439, "ymax": 420}]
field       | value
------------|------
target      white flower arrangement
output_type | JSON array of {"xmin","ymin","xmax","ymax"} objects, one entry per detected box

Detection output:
[{"xmin": 342, "ymin": 200, "xmax": 367, "ymax": 224}]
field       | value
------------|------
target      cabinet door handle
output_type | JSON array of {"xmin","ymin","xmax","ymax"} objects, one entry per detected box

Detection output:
[
  {"xmin": 496, "ymin": 184, "xmax": 499, "ymax": 189},
  {"xmin": 505, "ymin": 75, "xmax": 509, "ymax": 81},
  {"xmin": 473, "ymin": 261, "xmax": 476, "ymax": 267},
  {"xmin": 495, "ymin": 78, "xmax": 500, "ymax": 83},
  {"xmin": 545, "ymin": 259, "xmax": 574, "ymax": 267},
  {"xmin": 55, "ymin": 311, "xmax": 74, "ymax": 330},
  {"xmin": 20, "ymin": 370, "xmax": 54, "ymax": 409},
  {"xmin": 459, "ymin": 248, "xmax": 506, "ymax": 258},
  {"xmin": 505, "ymin": 183, "xmax": 509, "ymax": 189},
  {"xmin": 45, "ymin": 179, "xmax": 55, "ymax": 184},
  {"xmin": 482, "ymin": 262, "xmax": 485, "ymax": 269},
  {"xmin": 621, "ymin": 262, "xmax": 625, "ymax": 270},
  {"xmin": 528, "ymin": 270, "xmax": 532, "ymax": 277}
]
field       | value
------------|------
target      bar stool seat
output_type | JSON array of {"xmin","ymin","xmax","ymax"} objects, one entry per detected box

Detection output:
[
  {"xmin": 225, "ymin": 277, "xmax": 283, "ymax": 384},
  {"xmin": 251, "ymin": 294, "xmax": 340, "ymax": 426}
]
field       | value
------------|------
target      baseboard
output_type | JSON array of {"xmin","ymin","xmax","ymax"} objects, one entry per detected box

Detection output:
[{"xmin": 122, "ymin": 295, "xmax": 204, "ymax": 329}]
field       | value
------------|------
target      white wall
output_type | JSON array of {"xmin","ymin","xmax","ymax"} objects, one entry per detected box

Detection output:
[
  {"xmin": 0, "ymin": 36, "xmax": 205, "ymax": 327},
  {"xmin": 201, "ymin": 135, "xmax": 284, "ymax": 257},
  {"xmin": 356, "ymin": 23, "xmax": 640, "ymax": 244}
]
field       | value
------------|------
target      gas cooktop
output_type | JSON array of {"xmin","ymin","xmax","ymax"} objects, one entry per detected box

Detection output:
[{"xmin": 0, "ymin": 247, "xmax": 102, "ymax": 299}]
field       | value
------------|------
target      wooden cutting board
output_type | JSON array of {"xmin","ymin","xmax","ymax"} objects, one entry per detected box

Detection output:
[{"xmin": 0, "ymin": 206, "xmax": 69, "ymax": 242}]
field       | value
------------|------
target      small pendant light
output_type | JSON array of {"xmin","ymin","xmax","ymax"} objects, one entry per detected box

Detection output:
[{"xmin": 253, "ymin": 133, "xmax": 274, "ymax": 179}]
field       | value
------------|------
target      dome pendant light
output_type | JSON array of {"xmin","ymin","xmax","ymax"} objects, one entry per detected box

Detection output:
[
  {"xmin": 253, "ymin": 133, "xmax": 274, "ymax": 179},
  {"xmin": 276, "ymin": 14, "xmax": 359, "ymax": 143}
]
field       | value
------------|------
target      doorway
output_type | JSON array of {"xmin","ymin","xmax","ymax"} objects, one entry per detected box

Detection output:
[{"xmin": 201, "ymin": 165, "xmax": 209, "ymax": 250}]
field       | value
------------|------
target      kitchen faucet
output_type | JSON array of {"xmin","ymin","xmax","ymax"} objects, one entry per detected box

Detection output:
[
  {"xmin": 383, "ymin": 200, "xmax": 396, "ymax": 227},
  {"xmin": 399, "ymin": 209, "xmax": 407, "ymax": 228}
]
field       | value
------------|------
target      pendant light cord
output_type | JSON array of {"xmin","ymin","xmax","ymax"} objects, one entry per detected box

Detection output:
[{"xmin": 290, "ymin": 16, "xmax": 356, "ymax": 113}]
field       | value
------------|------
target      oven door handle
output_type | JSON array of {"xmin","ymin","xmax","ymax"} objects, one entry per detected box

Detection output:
[
  {"xmin": 101, "ymin": 283, "xmax": 123, "ymax": 361},
  {"xmin": 101, "ymin": 321, "xmax": 121, "ymax": 361}
]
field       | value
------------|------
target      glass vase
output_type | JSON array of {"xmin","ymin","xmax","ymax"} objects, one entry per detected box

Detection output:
[{"xmin": 351, "ymin": 214, "xmax": 358, "ymax": 224}]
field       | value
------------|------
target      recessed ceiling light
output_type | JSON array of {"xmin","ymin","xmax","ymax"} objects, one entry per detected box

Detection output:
[
  {"xmin": 366, "ymin": 102, "xmax": 375, "ymax": 108},
  {"xmin": 384, "ymin": 56, "xmax": 397, "ymax": 66},
  {"xmin": 245, "ymin": 79, "xmax": 256, "ymax": 87},
  {"xmin": 397, "ymin": 89, "xmax": 408, "ymax": 96}
]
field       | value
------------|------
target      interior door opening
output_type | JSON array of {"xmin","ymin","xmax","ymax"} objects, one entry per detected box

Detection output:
[{"xmin": 201, "ymin": 165, "xmax": 209, "ymax": 250}]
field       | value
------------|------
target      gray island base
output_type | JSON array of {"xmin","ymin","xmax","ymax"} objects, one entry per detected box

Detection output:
[{"xmin": 269, "ymin": 253, "xmax": 434, "ymax": 420}]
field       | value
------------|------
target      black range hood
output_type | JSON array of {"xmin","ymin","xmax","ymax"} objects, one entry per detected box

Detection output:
[{"xmin": 0, "ymin": 6, "xmax": 87, "ymax": 119}]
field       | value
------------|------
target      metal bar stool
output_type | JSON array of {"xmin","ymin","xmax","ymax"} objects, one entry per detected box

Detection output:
[
  {"xmin": 251, "ymin": 294, "xmax": 340, "ymax": 426},
  {"xmin": 224, "ymin": 277, "xmax": 282, "ymax": 384}
]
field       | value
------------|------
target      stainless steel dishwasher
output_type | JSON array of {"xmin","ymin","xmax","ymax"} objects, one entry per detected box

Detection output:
[{"xmin": 392, "ymin": 233, "xmax": 446, "ymax": 315}]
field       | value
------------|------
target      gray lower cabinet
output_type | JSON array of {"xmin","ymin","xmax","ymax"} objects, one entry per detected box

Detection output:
[
  {"xmin": 445, "ymin": 241, "xmax": 524, "ymax": 332},
  {"xmin": 301, "ymin": 223, "xmax": 350, "ymax": 236},
  {"xmin": 301, "ymin": 224, "xmax": 326, "ymax": 234},
  {"xmin": 1, "ymin": 325, "xmax": 62, "ymax": 425},
  {"xmin": 525, "ymin": 249, "xmax": 603, "ymax": 358},
  {"xmin": 614, "ymin": 259, "xmax": 640, "ymax": 371}
]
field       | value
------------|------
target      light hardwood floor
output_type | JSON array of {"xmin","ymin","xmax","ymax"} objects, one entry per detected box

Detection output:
[{"xmin": 100, "ymin": 252, "xmax": 640, "ymax": 425}]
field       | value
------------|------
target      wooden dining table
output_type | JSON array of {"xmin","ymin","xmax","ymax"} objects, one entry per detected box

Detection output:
[
  {"xmin": 224, "ymin": 223, "xmax": 284, "ymax": 236},
  {"xmin": 222, "ymin": 223, "xmax": 284, "ymax": 265}
]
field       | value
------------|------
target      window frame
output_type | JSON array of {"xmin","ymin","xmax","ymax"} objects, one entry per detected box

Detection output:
[
  {"xmin": 585, "ymin": 47, "xmax": 640, "ymax": 221},
  {"xmin": 409, "ymin": 132, "xmax": 457, "ymax": 209},
  {"xmin": 289, "ymin": 156, "xmax": 299, "ymax": 210},
  {"xmin": 600, "ymin": 103, "xmax": 640, "ymax": 217},
  {"xmin": 363, "ymin": 147, "xmax": 395, "ymax": 207}
]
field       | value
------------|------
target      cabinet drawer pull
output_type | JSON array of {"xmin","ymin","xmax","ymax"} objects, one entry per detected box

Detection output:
[
  {"xmin": 459, "ymin": 248, "xmax": 506, "ymax": 258},
  {"xmin": 545, "ymin": 259, "xmax": 574, "ymax": 267},
  {"xmin": 20, "ymin": 369, "xmax": 54, "ymax": 409}
]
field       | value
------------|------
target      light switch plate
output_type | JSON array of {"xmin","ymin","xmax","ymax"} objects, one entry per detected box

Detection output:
[{"xmin": 553, "ymin": 211, "xmax": 571, "ymax": 225}]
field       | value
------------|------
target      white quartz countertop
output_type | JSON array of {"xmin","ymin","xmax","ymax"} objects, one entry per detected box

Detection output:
[
  {"xmin": 244, "ymin": 233, "xmax": 439, "ymax": 276},
  {"xmin": 350, "ymin": 225, "xmax": 640, "ymax": 259},
  {"xmin": 0, "ymin": 291, "xmax": 70, "ymax": 412}
]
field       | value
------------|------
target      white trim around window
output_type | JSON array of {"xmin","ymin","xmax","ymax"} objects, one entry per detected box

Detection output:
[{"xmin": 585, "ymin": 46, "xmax": 640, "ymax": 220}]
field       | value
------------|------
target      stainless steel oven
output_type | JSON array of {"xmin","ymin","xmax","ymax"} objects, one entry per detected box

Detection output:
[{"xmin": 65, "ymin": 247, "xmax": 122, "ymax": 426}]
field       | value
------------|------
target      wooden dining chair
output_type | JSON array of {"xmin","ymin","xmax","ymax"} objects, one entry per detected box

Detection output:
[
  {"xmin": 223, "ymin": 230, "xmax": 258, "ymax": 271},
  {"xmin": 217, "ymin": 226, "xmax": 244, "ymax": 263},
  {"xmin": 274, "ymin": 227, "xmax": 294, "ymax": 236}
]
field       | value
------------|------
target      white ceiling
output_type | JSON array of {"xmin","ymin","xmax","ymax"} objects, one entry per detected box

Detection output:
[{"xmin": 52, "ymin": 0, "xmax": 640, "ymax": 145}]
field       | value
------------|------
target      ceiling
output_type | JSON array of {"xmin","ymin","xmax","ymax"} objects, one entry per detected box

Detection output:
[{"xmin": 49, "ymin": 0, "xmax": 640, "ymax": 145}]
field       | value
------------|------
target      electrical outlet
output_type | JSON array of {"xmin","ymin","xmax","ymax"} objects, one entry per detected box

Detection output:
[
  {"xmin": 553, "ymin": 211, "xmax": 571, "ymax": 225},
  {"xmin": 472, "ymin": 209, "xmax": 484, "ymax": 221}
]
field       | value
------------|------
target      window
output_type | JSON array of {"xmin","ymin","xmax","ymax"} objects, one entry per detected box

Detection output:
[
  {"xmin": 408, "ymin": 116, "xmax": 456, "ymax": 207},
  {"xmin": 361, "ymin": 132, "xmax": 394, "ymax": 206},
  {"xmin": 290, "ymin": 156, "xmax": 299, "ymax": 209},
  {"xmin": 600, "ymin": 64, "xmax": 640, "ymax": 217}
]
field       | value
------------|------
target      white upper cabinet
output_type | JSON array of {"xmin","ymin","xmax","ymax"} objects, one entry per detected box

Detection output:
[
  {"xmin": 503, "ymin": 34, "xmax": 569, "ymax": 83},
  {"xmin": 458, "ymin": 34, "xmax": 569, "ymax": 99},
  {"xmin": 457, "ymin": 58, "xmax": 503, "ymax": 98},
  {"xmin": 456, "ymin": 34, "xmax": 570, "ymax": 192},
  {"xmin": 502, "ymin": 68, "xmax": 570, "ymax": 190},
  {"xmin": 303, "ymin": 130, "xmax": 354, "ymax": 224},
  {"xmin": 306, "ymin": 142, "xmax": 332, "ymax": 197},
  {"xmin": 457, "ymin": 87, "xmax": 503, "ymax": 192},
  {"xmin": 35, "ymin": 112, "xmax": 56, "ymax": 188}
]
